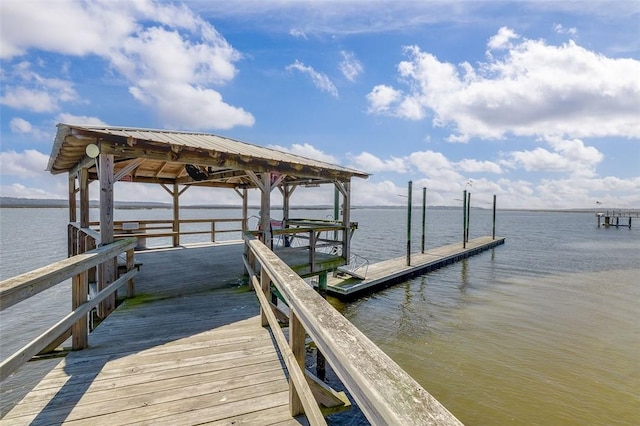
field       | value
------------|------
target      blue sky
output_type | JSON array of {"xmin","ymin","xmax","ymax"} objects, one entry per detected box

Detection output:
[{"xmin": 1, "ymin": 0, "xmax": 639, "ymax": 209}]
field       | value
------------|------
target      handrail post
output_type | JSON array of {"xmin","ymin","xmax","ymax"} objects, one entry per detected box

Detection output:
[
  {"xmin": 309, "ymin": 231, "xmax": 316, "ymax": 274},
  {"xmin": 260, "ymin": 269, "xmax": 270, "ymax": 327},
  {"xmin": 211, "ymin": 220, "xmax": 216, "ymax": 243},
  {"xmin": 126, "ymin": 248, "xmax": 135, "ymax": 298},
  {"xmin": 71, "ymin": 269, "xmax": 89, "ymax": 350},
  {"xmin": 289, "ymin": 310, "xmax": 306, "ymax": 417}
]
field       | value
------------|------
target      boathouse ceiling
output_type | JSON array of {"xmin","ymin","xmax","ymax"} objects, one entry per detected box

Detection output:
[{"xmin": 47, "ymin": 124, "xmax": 368, "ymax": 188}]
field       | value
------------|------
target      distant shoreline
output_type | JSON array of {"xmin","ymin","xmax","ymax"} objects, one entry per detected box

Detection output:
[{"xmin": 0, "ymin": 197, "xmax": 619, "ymax": 213}]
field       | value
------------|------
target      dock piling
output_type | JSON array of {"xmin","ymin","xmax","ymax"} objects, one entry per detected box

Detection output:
[
  {"xmin": 462, "ymin": 190, "xmax": 467, "ymax": 249},
  {"xmin": 421, "ymin": 187, "xmax": 427, "ymax": 254},
  {"xmin": 492, "ymin": 194, "xmax": 497, "ymax": 240},
  {"xmin": 407, "ymin": 181, "xmax": 412, "ymax": 266}
]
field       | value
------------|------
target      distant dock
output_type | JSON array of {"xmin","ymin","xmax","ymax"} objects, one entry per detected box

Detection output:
[
  {"xmin": 327, "ymin": 236, "xmax": 505, "ymax": 299},
  {"xmin": 596, "ymin": 210, "xmax": 639, "ymax": 228}
]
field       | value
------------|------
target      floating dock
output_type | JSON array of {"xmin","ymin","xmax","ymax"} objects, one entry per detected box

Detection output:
[
  {"xmin": 596, "ymin": 210, "xmax": 638, "ymax": 228},
  {"xmin": 327, "ymin": 236, "xmax": 505, "ymax": 298}
]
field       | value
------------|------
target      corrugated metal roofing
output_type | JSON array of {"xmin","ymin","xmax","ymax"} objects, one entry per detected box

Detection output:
[{"xmin": 48, "ymin": 124, "xmax": 369, "ymax": 182}]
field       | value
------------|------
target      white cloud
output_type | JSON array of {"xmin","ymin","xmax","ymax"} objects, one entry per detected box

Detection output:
[
  {"xmin": 367, "ymin": 28, "xmax": 640, "ymax": 141},
  {"xmin": 487, "ymin": 26, "xmax": 520, "ymax": 51},
  {"xmin": 268, "ymin": 143, "xmax": 338, "ymax": 164},
  {"xmin": 56, "ymin": 113, "xmax": 108, "ymax": 126},
  {"xmin": 506, "ymin": 137, "xmax": 603, "ymax": 177},
  {"xmin": 286, "ymin": 60, "xmax": 338, "ymax": 97},
  {"xmin": 339, "ymin": 51, "xmax": 363, "ymax": 82},
  {"xmin": 0, "ymin": 149, "xmax": 50, "ymax": 178},
  {"xmin": 366, "ymin": 84, "xmax": 403, "ymax": 115},
  {"xmin": 456, "ymin": 159, "xmax": 503, "ymax": 174},
  {"xmin": 0, "ymin": 62, "xmax": 79, "ymax": 113},
  {"xmin": 0, "ymin": 182, "xmax": 65, "ymax": 199},
  {"xmin": 289, "ymin": 28, "xmax": 307, "ymax": 39},
  {"xmin": 8, "ymin": 117, "xmax": 50, "ymax": 141},
  {"xmin": 9, "ymin": 117, "xmax": 32, "ymax": 133},
  {"xmin": 554, "ymin": 24, "xmax": 577, "ymax": 36},
  {"xmin": 1, "ymin": 0, "xmax": 254, "ymax": 130},
  {"xmin": 348, "ymin": 152, "xmax": 407, "ymax": 173}
]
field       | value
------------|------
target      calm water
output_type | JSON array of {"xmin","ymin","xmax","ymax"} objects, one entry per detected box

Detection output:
[{"xmin": 1, "ymin": 207, "xmax": 638, "ymax": 424}]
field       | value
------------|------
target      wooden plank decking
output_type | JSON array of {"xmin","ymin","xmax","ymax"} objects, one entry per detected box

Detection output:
[
  {"xmin": 1, "ymin": 242, "xmax": 306, "ymax": 425},
  {"xmin": 327, "ymin": 236, "xmax": 505, "ymax": 298}
]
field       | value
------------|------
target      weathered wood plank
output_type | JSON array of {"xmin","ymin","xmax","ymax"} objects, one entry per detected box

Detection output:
[
  {"xmin": 1, "ymin": 244, "xmax": 301, "ymax": 425},
  {"xmin": 0, "ymin": 238, "xmax": 136, "ymax": 311},
  {"xmin": 248, "ymin": 238, "xmax": 463, "ymax": 425}
]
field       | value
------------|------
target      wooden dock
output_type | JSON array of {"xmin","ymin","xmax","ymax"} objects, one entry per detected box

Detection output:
[
  {"xmin": 1, "ymin": 238, "xmax": 468, "ymax": 425},
  {"xmin": 1, "ymin": 243, "xmax": 306, "ymax": 425},
  {"xmin": 327, "ymin": 236, "xmax": 505, "ymax": 298}
]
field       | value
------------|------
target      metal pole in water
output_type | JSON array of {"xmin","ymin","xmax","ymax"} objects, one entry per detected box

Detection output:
[
  {"xmin": 466, "ymin": 191, "xmax": 471, "ymax": 243},
  {"xmin": 421, "ymin": 187, "xmax": 427, "ymax": 253},
  {"xmin": 407, "ymin": 181, "xmax": 412, "ymax": 266},
  {"xmin": 492, "ymin": 194, "xmax": 497, "ymax": 239},
  {"xmin": 463, "ymin": 189, "xmax": 467, "ymax": 249}
]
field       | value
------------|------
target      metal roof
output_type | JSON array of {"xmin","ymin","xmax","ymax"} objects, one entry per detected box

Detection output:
[{"xmin": 48, "ymin": 124, "xmax": 368, "ymax": 187}]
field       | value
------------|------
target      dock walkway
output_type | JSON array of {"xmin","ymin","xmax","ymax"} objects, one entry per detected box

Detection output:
[
  {"xmin": 328, "ymin": 236, "xmax": 505, "ymax": 298},
  {"xmin": 1, "ymin": 243, "xmax": 305, "ymax": 425}
]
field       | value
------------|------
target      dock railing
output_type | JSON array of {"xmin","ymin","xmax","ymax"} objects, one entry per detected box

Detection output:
[
  {"xmin": 243, "ymin": 235, "xmax": 463, "ymax": 425},
  {"xmin": 89, "ymin": 218, "xmax": 245, "ymax": 248},
  {"xmin": 0, "ymin": 237, "xmax": 138, "ymax": 382}
]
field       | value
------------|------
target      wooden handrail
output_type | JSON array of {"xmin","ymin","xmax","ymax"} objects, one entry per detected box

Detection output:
[
  {"xmin": 90, "ymin": 218, "xmax": 245, "ymax": 246},
  {"xmin": 0, "ymin": 238, "xmax": 137, "ymax": 310},
  {"xmin": 244, "ymin": 260, "xmax": 326, "ymax": 425},
  {"xmin": 245, "ymin": 238, "xmax": 463, "ymax": 425},
  {"xmin": 0, "ymin": 238, "xmax": 138, "ymax": 381},
  {"xmin": 0, "ymin": 268, "xmax": 137, "ymax": 381}
]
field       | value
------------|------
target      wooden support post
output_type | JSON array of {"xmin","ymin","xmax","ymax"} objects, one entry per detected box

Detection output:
[
  {"xmin": 289, "ymin": 310, "xmax": 306, "ymax": 417},
  {"xmin": 492, "ymin": 194, "xmax": 497, "ymax": 239},
  {"xmin": 72, "ymin": 270, "xmax": 89, "ymax": 350},
  {"xmin": 126, "ymin": 248, "xmax": 135, "ymax": 298},
  {"xmin": 421, "ymin": 187, "xmax": 426, "ymax": 254},
  {"xmin": 462, "ymin": 189, "xmax": 467, "ymax": 249},
  {"xmin": 406, "ymin": 181, "xmax": 412, "ymax": 266},
  {"xmin": 261, "ymin": 172, "xmax": 272, "ymax": 249},
  {"xmin": 466, "ymin": 191, "xmax": 471, "ymax": 242},
  {"xmin": 172, "ymin": 183, "xmax": 180, "ymax": 247},
  {"xmin": 242, "ymin": 188, "xmax": 248, "ymax": 233},
  {"xmin": 283, "ymin": 184, "xmax": 291, "ymax": 247},
  {"xmin": 68, "ymin": 173, "xmax": 77, "ymax": 223},
  {"xmin": 309, "ymin": 231, "xmax": 317, "ymax": 274},
  {"xmin": 334, "ymin": 186, "xmax": 340, "ymax": 242},
  {"xmin": 260, "ymin": 269, "xmax": 270, "ymax": 327},
  {"xmin": 211, "ymin": 221, "xmax": 216, "ymax": 242},
  {"xmin": 629, "ymin": 217, "xmax": 632, "ymax": 229},
  {"xmin": 98, "ymin": 154, "xmax": 116, "ymax": 318},
  {"xmin": 316, "ymin": 272, "xmax": 327, "ymax": 381}
]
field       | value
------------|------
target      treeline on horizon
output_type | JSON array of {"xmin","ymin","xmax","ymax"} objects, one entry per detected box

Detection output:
[{"xmin": 0, "ymin": 196, "xmax": 615, "ymax": 213}]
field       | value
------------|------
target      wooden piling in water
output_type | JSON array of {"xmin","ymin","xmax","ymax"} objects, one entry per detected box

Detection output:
[
  {"xmin": 406, "ymin": 181, "xmax": 412, "ymax": 266},
  {"xmin": 421, "ymin": 187, "xmax": 427, "ymax": 254},
  {"xmin": 466, "ymin": 191, "xmax": 471, "ymax": 243},
  {"xmin": 462, "ymin": 190, "xmax": 467, "ymax": 249},
  {"xmin": 492, "ymin": 194, "xmax": 497, "ymax": 240}
]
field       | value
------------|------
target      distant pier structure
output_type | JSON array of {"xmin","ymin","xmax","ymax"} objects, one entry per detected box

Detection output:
[{"xmin": 596, "ymin": 210, "xmax": 639, "ymax": 228}]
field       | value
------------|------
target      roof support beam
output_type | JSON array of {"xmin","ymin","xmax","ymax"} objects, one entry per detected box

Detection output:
[
  {"xmin": 114, "ymin": 158, "xmax": 144, "ymax": 182},
  {"xmin": 98, "ymin": 153, "xmax": 116, "ymax": 318}
]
